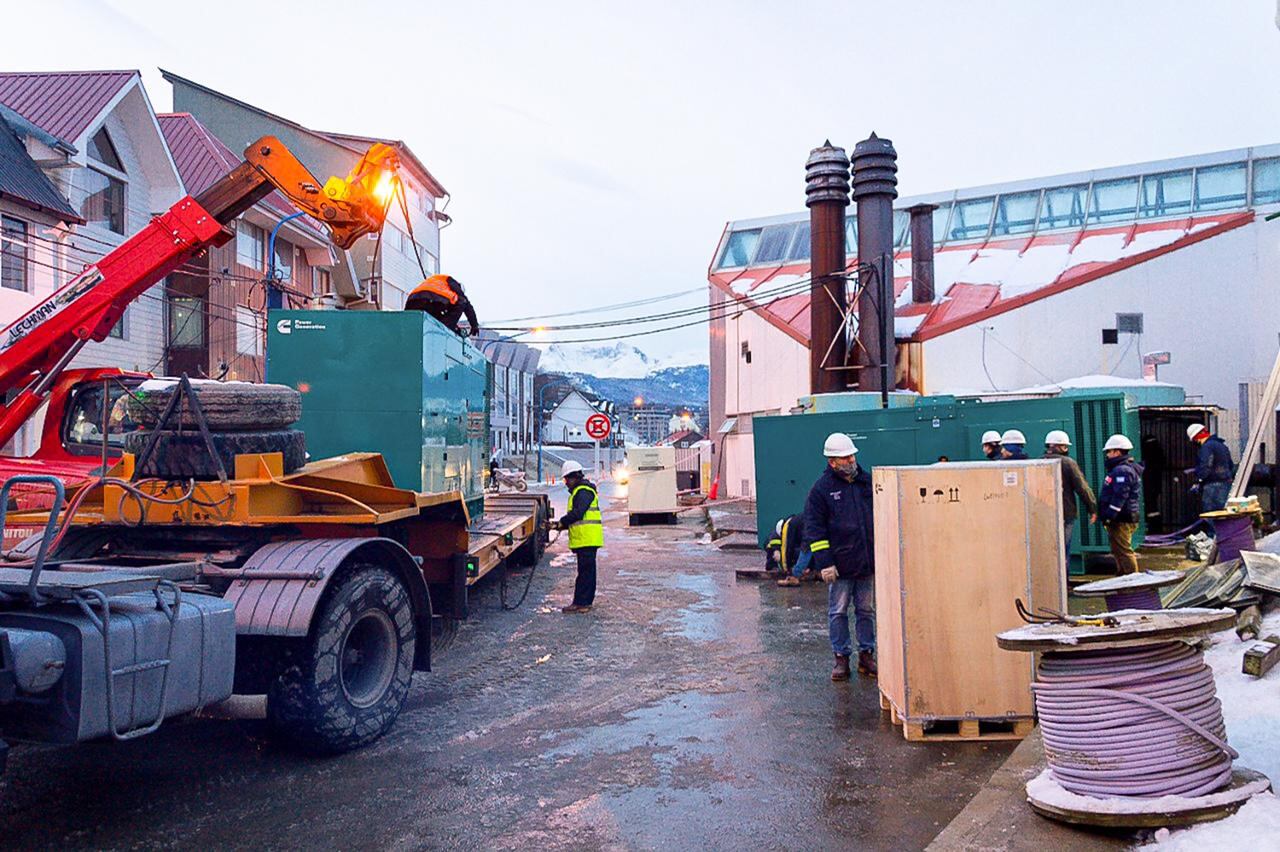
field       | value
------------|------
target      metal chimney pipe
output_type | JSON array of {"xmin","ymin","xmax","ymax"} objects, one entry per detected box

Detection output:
[
  {"xmin": 851, "ymin": 133, "xmax": 898, "ymax": 399},
  {"xmin": 805, "ymin": 141, "xmax": 851, "ymax": 396},
  {"xmin": 908, "ymin": 203, "xmax": 937, "ymax": 304}
]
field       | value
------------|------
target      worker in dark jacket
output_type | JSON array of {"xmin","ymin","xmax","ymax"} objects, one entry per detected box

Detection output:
[
  {"xmin": 803, "ymin": 432, "xmax": 876, "ymax": 681},
  {"xmin": 549, "ymin": 460, "xmax": 603, "ymax": 613},
  {"xmin": 1187, "ymin": 423, "xmax": 1234, "ymax": 517},
  {"xmin": 1098, "ymin": 434, "xmax": 1143, "ymax": 575},
  {"xmin": 980, "ymin": 430, "xmax": 1003, "ymax": 461},
  {"xmin": 768, "ymin": 515, "xmax": 813, "ymax": 587},
  {"xmin": 1000, "ymin": 429, "xmax": 1029, "ymax": 460},
  {"xmin": 405, "ymin": 274, "xmax": 480, "ymax": 336},
  {"xmin": 1043, "ymin": 430, "xmax": 1097, "ymax": 565}
]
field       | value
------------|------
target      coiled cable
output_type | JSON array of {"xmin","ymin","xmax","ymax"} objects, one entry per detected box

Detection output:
[{"xmin": 1032, "ymin": 641, "xmax": 1236, "ymax": 798}]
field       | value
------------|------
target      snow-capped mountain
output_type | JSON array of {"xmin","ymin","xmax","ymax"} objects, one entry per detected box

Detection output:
[{"xmin": 537, "ymin": 342, "xmax": 705, "ymax": 379}]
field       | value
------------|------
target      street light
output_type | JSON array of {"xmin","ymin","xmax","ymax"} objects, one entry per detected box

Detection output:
[{"xmin": 536, "ymin": 378, "xmax": 573, "ymax": 483}]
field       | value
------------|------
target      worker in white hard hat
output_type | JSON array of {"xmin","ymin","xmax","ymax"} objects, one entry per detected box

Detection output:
[
  {"xmin": 548, "ymin": 459, "xmax": 603, "ymax": 613},
  {"xmin": 1186, "ymin": 423, "xmax": 1234, "ymax": 518},
  {"xmin": 980, "ymin": 430, "xmax": 1003, "ymax": 461},
  {"xmin": 766, "ymin": 514, "xmax": 813, "ymax": 586},
  {"xmin": 1097, "ymin": 434, "xmax": 1143, "ymax": 575},
  {"xmin": 999, "ymin": 429, "xmax": 1029, "ymax": 461},
  {"xmin": 1042, "ymin": 430, "xmax": 1097, "ymax": 566},
  {"xmin": 802, "ymin": 432, "xmax": 876, "ymax": 681}
]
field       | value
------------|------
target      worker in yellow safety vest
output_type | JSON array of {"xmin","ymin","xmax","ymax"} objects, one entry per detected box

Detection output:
[{"xmin": 549, "ymin": 460, "xmax": 603, "ymax": 613}]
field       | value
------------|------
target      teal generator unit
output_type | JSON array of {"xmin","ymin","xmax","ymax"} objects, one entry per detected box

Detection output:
[
  {"xmin": 266, "ymin": 309, "xmax": 491, "ymax": 518},
  {"xmin": 754, "ymin": 393, "xmax": 1141, "ymax": 574}
]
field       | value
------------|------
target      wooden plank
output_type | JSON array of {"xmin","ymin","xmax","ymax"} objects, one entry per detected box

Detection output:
[
  {"xmin": 1243, "ymin": 634, "xmax": 1280, "ymax": 678},
  {"xmin": 873, "ymin": 467, "xmax": 906, "ymax": 716},
  {"xmin": 1231, "ymin": 346, "xmax": 1280, "ymax": 499}
]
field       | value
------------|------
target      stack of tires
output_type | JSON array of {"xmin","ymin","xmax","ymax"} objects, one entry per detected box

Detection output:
[{"xmin": 124, "ymin": 381, "xmax": 307, "ymax": 479}]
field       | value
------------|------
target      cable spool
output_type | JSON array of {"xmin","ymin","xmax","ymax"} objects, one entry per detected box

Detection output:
[
  {"xmin": 998, "ymin": 609, "xmax": 1272, "ymax": 828},
  {"xmin": 1074, "ymin": 570, "xmax": 1184, "ymax": 613}
]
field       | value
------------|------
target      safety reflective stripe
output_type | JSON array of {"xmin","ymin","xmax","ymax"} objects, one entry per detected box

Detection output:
[{"xmin": 810, "ymin": 540, "xmax": 830, "ymax": 553}]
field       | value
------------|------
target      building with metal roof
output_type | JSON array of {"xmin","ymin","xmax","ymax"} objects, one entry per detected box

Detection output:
[
  {"xmin": 708, "ymin": 143, "xmax": 1280, "ymax": 498},
  {"xmin": 474, "ymin": 330, "xmax": 541, "ymax": 459}
]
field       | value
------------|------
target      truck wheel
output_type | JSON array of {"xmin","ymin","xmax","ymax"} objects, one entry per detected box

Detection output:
[
  {"xmin": 124, "ymin": 429, "xmax": 306, "ymax": 478},
  {"xmin": 127, "ymin": 382, "xmax": 302, "ymax": 430},
  {"xmin": 267, "ymin": 565, "xmax": 415, "ymax": 754}
]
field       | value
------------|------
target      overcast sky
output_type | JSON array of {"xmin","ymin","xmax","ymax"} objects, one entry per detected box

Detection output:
[{"xmin": 8, "ymin": 1, "xmax": 1280, "ymax": 362}]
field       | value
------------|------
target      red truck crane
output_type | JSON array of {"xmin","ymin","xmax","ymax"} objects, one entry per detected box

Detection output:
[{"xmin": 0, "ymin": 137, "xmax": 549, "ymax": 770}]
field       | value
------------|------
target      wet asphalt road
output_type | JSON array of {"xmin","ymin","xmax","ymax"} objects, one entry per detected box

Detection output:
[{"xmin": 0, "ymin": 487, "xmax": 1012, "ymax": 850}]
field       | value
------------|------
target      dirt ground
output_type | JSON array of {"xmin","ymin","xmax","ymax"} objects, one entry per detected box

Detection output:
[{"xmin": 0, "ymin": 485, "xmax": 1012, "ymax": 850}]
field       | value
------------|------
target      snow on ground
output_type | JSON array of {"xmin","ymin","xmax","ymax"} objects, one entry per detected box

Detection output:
[{"xmin": 1141, "ymin": 610, "xmax": 1280, "ymax": 849}]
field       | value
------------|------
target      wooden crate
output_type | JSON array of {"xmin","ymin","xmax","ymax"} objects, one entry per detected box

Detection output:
[{"xmin": 873, "ymin": 460, "xmax": 1066, "ymax": 736}]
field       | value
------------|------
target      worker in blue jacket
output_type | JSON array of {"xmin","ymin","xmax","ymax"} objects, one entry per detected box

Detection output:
[
  {"xmin": 999, "ymin": 429, "xmax": 1029, "ymax": 460},
  {"xmin": 1098, "ymin": 434, "xmax": 1144, "ymax": 575},
  {"xmin": 1187, "ymin": 423, "xmax": 1234, "ymax": 516},
  {"xmin": 802, "ymin": 432, "xmax": 876, "ymax": 681}
]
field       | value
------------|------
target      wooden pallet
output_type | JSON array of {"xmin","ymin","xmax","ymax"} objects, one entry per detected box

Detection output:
[{"xmin": 878, "ymin": 691, "xmax": 1034, "ymax": 742}]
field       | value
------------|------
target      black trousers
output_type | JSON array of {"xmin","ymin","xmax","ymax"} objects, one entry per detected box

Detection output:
[{"xmin": 573, "ymin": 546, "xmax": 599, "ymax": 606}]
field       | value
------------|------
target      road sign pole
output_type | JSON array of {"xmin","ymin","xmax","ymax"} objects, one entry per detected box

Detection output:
[{"xmin": 594, "ymin": 439, "xmax": 600, "ymax": 479}]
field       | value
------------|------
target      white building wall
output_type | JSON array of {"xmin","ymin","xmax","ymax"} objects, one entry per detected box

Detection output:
[
  {"xmin": 921, "ymin": 220, "xmax": 1278, "ymax": 409},
  {"xmin": 720, "ymin": 305, "xmax": 809, "ymax": 497}
]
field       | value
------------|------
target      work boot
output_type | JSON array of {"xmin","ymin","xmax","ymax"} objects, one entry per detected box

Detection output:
[
  {"xmin": 858, "ymin": 651, "xmax": 877, "ymax": 678},
  {"xmin": 831, "ymin": 654, "xmax": 851, "ymax": 681},
  {"xmin": 776, "ymin": 575, "xmax": 800, "ymax": 587},
  {"xmin": 561, "ymin": 604, "xmax": 592, "ymax": 614}
]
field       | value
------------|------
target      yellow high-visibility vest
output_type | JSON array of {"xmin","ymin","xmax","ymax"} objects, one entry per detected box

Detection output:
[{"xmin": 567, "ymin": 484, "xmax": 603, "ymax": 549}]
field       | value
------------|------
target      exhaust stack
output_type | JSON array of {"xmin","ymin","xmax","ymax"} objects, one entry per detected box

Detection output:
[
  {"xmin": 805, "ymin": 141, "xmax": 851, "ymax": 395},
  {"xmin": 851, "ymin": 133, "xmax": 898, "ymax": 396},
  {"xmin": 908, "ymin": 203, "xmax": 936, "ymax": 305}
]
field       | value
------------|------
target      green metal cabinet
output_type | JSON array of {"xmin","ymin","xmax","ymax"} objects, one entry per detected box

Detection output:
[
  {"xmin": 266, "ymin": 310, "xmax": 490, "ymax": 518},
  {"xmin": 753, "ymin": 393, "xmax": 1141, "ymax": 573}
]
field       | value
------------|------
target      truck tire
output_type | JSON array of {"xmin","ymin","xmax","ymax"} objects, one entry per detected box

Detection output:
[
  {"xmin": 124, "ymin": 429, "xmax": 306, "ymax": 478},
  {"xmin": 127, "ymin": 382, "xmax": 302, "ymax": 430},
  {"xmin": 267, "ymin": 565, "xmax": 416, "ymax": 754}
]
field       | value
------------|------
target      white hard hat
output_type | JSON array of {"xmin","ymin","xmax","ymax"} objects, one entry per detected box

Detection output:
[
  {"xmin": 1104, "ymin": 434, "xmax": 1134, "ymax": 452},
  {"xmin": 980, "ymin": 430, "xmax": 1002, "ymax": 445},
  {"xmin": 775, "ymin": 520, "xmax": 784, "ymax": 536},
  {"xmin": 1000, "ymin": 429, "xmax": 1026, "ymax": 445},
  {"xmin": 823, "ymin": 432, "xmax": 858, "ymax": 457},
  {"xmin": 561, "ymin": 459, "xmax": 584, "ymax": 477},
  {"xmin": 1187, "ymin": 423, "xmax": 1208, "ymax": 442},
  {"xmin": 1045, "ymin": 430, "xmax": 1071, "ymax": 447}
]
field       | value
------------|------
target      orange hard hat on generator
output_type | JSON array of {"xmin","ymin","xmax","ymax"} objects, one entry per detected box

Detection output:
[{"xmin": 405, "ymin": 274, "xmax": 478, "ymax": 336}]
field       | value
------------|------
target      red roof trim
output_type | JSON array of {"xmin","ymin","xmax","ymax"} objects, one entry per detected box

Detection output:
[{"xmin": 915, "ymin": 211, "xmax": 1254, "ymax": 340}]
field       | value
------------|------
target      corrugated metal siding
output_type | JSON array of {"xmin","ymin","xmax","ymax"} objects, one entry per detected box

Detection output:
[{"xmin": 0, "ymin": 71, "xmax": 135, "ymax": 143}]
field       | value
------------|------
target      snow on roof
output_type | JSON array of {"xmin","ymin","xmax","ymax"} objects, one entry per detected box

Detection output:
[{"xmin": 708, "ymin": 212, "xmax": 1253, "ymax": 345}]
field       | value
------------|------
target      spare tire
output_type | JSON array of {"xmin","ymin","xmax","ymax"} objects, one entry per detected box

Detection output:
[
  {"xmin": 126, "ymin": 381, "xmax": 302, "ymax": 431},
  {"xmin": 125, "ymin": 429, "xmax": 306, "ymax": 479}
]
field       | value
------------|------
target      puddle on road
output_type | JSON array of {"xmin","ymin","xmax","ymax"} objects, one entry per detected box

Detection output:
[
  {"xmin": 648, "ymin": 572, "xmax": 723, "ymax": 642},
  {"xmin": 545, "ymin": 691, "xmax": 723, "ymax": 766}
]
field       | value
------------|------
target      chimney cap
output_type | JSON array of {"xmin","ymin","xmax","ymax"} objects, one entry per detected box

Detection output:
[{"xmin": 805, "ymin": 141, "xmax": 850, "ymax": 207}]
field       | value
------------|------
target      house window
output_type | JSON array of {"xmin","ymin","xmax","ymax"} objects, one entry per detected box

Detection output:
[
  {"xmin": 1139, "ymin": 170, "xmax": 1192, "ymax": 219},
  {"xmin": 1, "ymin": 216, "xmax": 29, "ymax": 292},
  {"xmin": 168, "ymin": 296, "xmax": 204, "ymax": 348},
  {"xmin": 312, "ymin": 267, "xmax": 332, "ymax": 295},
  {"xmin": 236, "ymin": 222, "xmax": 266, "ymax": 269},
  {"xmin": 992, "ymin": 191, "xmax": 1039, "ymax": 236},
  {"xmin": 272, "ymin": 239, "xmax": 293, "ymax": 280},
  {"xmin": 718, "ymin": 229, "xmax": 761, "ymax": 268},
  {"xmin": 87, "ymin": 127, "xmax": 125, "ymax": 171},
  {"xmin": 236, "ymin": 305, "xmax": 261, "ymax": 356},
  {"xmin": 1089, "ymin": 178, "xmax": 1139, "ymax": 223},
  {"xmin": 81, "ymin": 169, "xmax": 125, "ymax": 234},
  {"xmin": 109, "ymin": 310, "xmax": 126, "ymax": 340},
  {"xmin": 1194, "ymin": 163, "xmax": 1247, "ymax": 211},
  {"xmin": 1038, "ymin": 184, "xmax": 1088, "ymax": 230}
]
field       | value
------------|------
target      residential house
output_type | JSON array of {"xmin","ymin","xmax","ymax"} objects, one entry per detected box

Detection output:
[
  {"xmin": 157, "ymin": 113, "xmax": 335, "ymax": 381},
  {"xmin": 0, "ymin": 106, "xmax": 84, "ymax": 454},
  {"xmin": 474, "ymin": 330, "xmax": 540, "ymax": 461},
  {"xmin": 543, "ymin": 387, "xmax": 612, "ymax": 448},
  {"xmin": 163, "ymin": 71, "xmax": 447, "ymax": 311},
  {"xmin": 0, "ymin": 70, "xmax": 186, "ymax": 378},
  {"xmin": 658, "ymin": 428, "xmax": 706, "ymax": 449}
]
